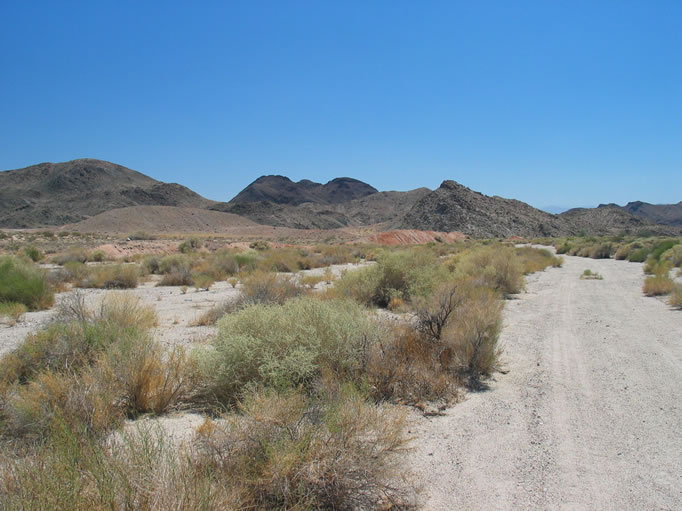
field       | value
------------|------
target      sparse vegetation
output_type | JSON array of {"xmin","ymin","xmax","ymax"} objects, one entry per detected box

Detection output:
[
  {"xmin": 0, "ymin": 256, "xmax": 54, "ymax": 310},
  {"xmin": 581, "ymin": 269, "xmax": 603, "ymax": 280},
  {"xmin": 668, "ymin": 284, "xmax": 682, "ymax": 309},
  {"xmin": 643, "ymin": 274, "xmax": 674, "ymax": 296}
]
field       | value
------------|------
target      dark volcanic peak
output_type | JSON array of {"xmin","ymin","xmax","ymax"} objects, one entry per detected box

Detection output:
[
  {"xmin": 0, "ymin": 159, "xmax": 214, "ymax": 228},
  {"xmin": 229, "ymin": 175, "xmax": 378, "ymax": 206},
  {"xmin": 400, "ymin": 180, "xmax": 566, "ymax": 238}
]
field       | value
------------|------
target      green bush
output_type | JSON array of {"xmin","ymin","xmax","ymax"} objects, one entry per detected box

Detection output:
[
  {"xmin": 333, "ymin": 249, "xmax": 444, "ymax": 307},
  {"xmin": 456, "ymin": 244, "xmax": 524, "ymax": 296},
  {"xmin": 23, "ymin": 246, "xmax": 44, "ymax": 262},
  {"xmin": 627, "ymin": 248, "xmax": 650, "ymax": 262},
  {"xmin": 178, "ymin": 237, "xmax": 202, "ymax": 253},
  {"xmin": 0, "ymin": 256, "xmax": 54, "ymax": 310},
  {"xmin": 203, "ymin": 297, "xmax": 382, "ymax": 402}
]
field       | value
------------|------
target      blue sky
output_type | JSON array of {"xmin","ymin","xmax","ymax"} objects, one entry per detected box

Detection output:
[{"xmin": 1, "ymin": 1, "xmax": 680, "ymax": 210}]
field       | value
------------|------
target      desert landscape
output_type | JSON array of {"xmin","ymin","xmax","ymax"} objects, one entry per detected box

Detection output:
[
  {"xmin": 3, "ymin": 3, "xmax": 681, "ymax": 509},
  {"xmin": 1, "ymin": 159, "xmax": 681, "ymax": 509}
]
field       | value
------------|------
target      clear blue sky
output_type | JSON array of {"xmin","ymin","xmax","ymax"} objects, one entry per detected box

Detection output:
[{"xmin": 1, "ymin": 1, "xmax": 680, "ymax": 210}]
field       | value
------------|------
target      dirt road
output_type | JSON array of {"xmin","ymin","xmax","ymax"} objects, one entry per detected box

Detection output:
[{"xmin": 409, "ymin": 254, "xmax": 682, "ymax": 510}]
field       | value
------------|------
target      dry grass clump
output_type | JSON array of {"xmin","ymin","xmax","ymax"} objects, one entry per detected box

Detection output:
[
  {"xmin": 668, "ymin": 284, "xmax": 682, "ymax": 309},
  {"xmin": 0, "ymin": 293, "xmax": 186, "ymax": 441},
  {"xmin": 366, "ymin": 325, "xmax": 457, "ymax": 403},
  {"xmin": 581, "ymin": 269, "xmax": 603, "ymax": 280},
  {"xmin": 51, "ymin": 248, "xmax": 89, "ymax": 265},
  {"xmin": 515, "ymin": 246, "xmax": 562, "ymax": 274},
  {"xmin": 440, "ymin": 285, "xmax": 503, "ymax": 381},
  {"xmin": 0, "ymin": 256, "xmax": 54, "ymax": 310},
  {"xmin": 195, "ymin": 387, "xmax": 409, "ymax": 510},
  {"xmin": 455, "ymin": 244, "xmax": 524, "ymax": 296},
  {"xmin": 0, "ymin": 302, "xmax": 28, "ymax": 326},
  {"xmin": 643, "ymin": 274, "xmax": 674, "ymax": 296},
  {"xmin": 238, "ymin": 270, "xmax": 303, "ymax": 306},
  {"xmin": 76, "ymin": 264, "xmax": 138, "ymax": 289}
]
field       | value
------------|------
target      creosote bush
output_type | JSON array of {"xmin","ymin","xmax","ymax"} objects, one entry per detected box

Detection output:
[
  {"xmin": 0, "ymin": 256, "xmax": 54, "ymax": 311},
  {"xmin": 455, "ymin": 244, "xmax": 524, "ymax": 296},
  {"xmin": 201, "ymin": 297, "xmax": 381, "ymax": 402}
]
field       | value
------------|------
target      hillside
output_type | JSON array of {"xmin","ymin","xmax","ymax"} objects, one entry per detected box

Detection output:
[
  {"xmin": 230, "ymin": 175, "xmax": 378, "ymax": 205},
  {"xmin": 621, "ymin": 201, "xmax": 682, "ymax": 227},
  {"xmin": 400, "ymin": 180, "xmax": 567, "ymax": 237},
  {"xmin": 212, "ymin": 188, "xmax": 431, "ymax": 229},
  {"xmin": 0, "ymin": 159, "xmax": 214, "ymax": 228},
  {"xmin": 64, "ymin": 206, "xmax": 257, "ymax": 234}
]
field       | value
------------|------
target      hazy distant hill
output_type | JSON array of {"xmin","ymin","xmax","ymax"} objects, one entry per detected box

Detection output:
[
  {"xmin": 558, "ymin": 204, "xmax": 673, "ymax": 235},
  {"xmin": 621, "ymin": 201, "xmax": 682, "ymax": 227},
  {"xmin": 0, "ymin": 159, "xmax": 214, "ymax": 228},
  {"xmin": 230, "ymin": 175, "xmax": 378, "ymax": 206}
]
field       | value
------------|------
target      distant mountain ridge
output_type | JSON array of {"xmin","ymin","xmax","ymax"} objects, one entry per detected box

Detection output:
[
  {"xmin": 229, "ymin": 175, "xmax": 378, "ymax": 206},
  {"xmin": 0, "ymin": 159, "xmax": 214, "ymax": 228},
  {"xmin": 621, "ymin": 200, "xmax": 682, "ymax": 227},
  {"xmin": 0, "ymin": 158, "xmax": 678, "ymax": 237}
]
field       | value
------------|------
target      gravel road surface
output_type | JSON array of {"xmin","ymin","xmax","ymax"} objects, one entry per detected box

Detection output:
[{"xmin": 409, "ymin": 254, "xmax": 682, "ymax": 510}]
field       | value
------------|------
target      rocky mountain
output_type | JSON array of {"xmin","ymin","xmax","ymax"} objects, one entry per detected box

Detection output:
[
  {"xmin": 621, "ymin": 201, "xmax": 682, "ymax": 227},
  {"xmin": 230, "ymin": 175, "xmax": 378, "ymax": 206},
  {"xmin": 398, "ymin": 181, "xmax": 679, "ymax": 238},
  {"xmin": 212, "ymin": 188, "xmax": 431, "ymax": 229},
  {"xmin": 0, "ymin": 159, "xmax": 214, "ymax": 228},
  {"xmin": 399, "ymin": 180, "xmax": 567, "ymax": 237}
]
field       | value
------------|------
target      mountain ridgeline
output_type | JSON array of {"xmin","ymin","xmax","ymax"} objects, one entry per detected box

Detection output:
[{"xmin": 0, "ymin": 158, "xmax": 679, "ymax": 237}]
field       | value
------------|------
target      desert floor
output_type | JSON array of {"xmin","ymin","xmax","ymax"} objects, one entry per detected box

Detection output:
[{"xmin": 408, "ymin": 253, "xmax": 681, "ymax": 510}]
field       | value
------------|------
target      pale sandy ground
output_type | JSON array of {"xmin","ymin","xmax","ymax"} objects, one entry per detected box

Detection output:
[
  {"xmin": 408, "ymin": 254, "xmax": 682, "ymax": 510},
  {"xmin": 0, "ymin": 262, "xmax": 370, "ymax": 357}
]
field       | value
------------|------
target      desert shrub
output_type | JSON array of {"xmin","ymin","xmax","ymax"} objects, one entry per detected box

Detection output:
[
  {"xmin": 51, "ymin": 248, "xmax": 88, "ymax": 265},
  {"xmin": 456, "ymin": 245, "xmax": 524, "ymax": 296},
  {"xmin": 195, "ymin": 387, "xmax": 409, "ymax": 510},
  {"xmin": 0, "ymin": 302, "xmax": 28, "ymax": 326},
  {"xmin": 586, "ymin": 243, "xmax": 613, "ymax": 259},
  {"xmin": 237, "ymin": 270, "xmax": 303, "ymax": 306},
  {"xmin": 192, "ymin": 301, "xmax": 236, "ymax": 326},
  {"xmin": 99, "ymin": 336, "xmax": 199, "ymax": 416},
  {"xmin": 627, "ymin": 247, "xmax": 650, "ymax": 262},
  {"xmin": 643, "ymin": 274, "xmax": 674, "ymax": 296},
  {"xmin": 581, "ymin": 269, "xmax": 603, "ymax": 280},
  {"xmin": 193, "ymin": 273, "xmax": 215, "ymax": 290},
  {"xmin": 333, "ymin": 249, "xmax": 443, "ymax": 307},
  {"xmin": 0, "ymin": 256, "xmax": 54, "ymax": 310},
  {"xmin": 1, "ymin": 366, "xmax": 124, "ymax": 440},
  {"xmin": 1, "ymin": 387, "xmax": 408, "ymax": 510},
  {"xmin": 23, "ymin": 246, "xmax": 43, "ymax": 262},
  {"xmin": 202, "ymin": 297, "xmax": 381, "ymax": 402},
  {"xmin": 614, "ymin": 244, "xmax": 632, "ymax": 260},
  {"xmin": 366, "ymin": 325, "xmax": 457, "ymax": 403},
  {"xmin": 299, "ymin": 274, "xmax": 324, "ymax": 289},
  {"xmin": 88, "ymin": 250, "xmax": 106, "ymax": 262},
  {"xmin": 158, "ymin": 254, "xmax": 191, "ymax": 274},
  {"xmin": 249, "ymin": 240, "xmax": 270, "ymax": 251},
  {"xmin": 0, "ymin": 294, "xmax": 157, "ymax": 387},
  {"xmin": 77, "ymin": 264, "xmax": 138, "ymax": 289},
  {"xmin": 649, "ymin": 239, "xmax": 679, "ymax": 262},
  {"xmin": 413, "ymin": 278, "xmax": 471, "ymax": 341},
  {"xmin": 668, "ymin": 284, "xmax": 682, "ymax": 309},
  {"xmin": 555, "ymin": 242, "xmax": 571, "ymax": 255},
  {"xmin": 515, "ymin": 246, "xmax": 562, "ymax": 274},
  {"xmin": 332, "ymin": 265, "xmax": 382, "ymax": 306},
  {"xmin": 159, "ymin": 268, "xmax": 194, "ymax": 286},
  {"xmin": 661, "ymin": 244, "xmax": 682, "ymax": 267},
  {"xmin": 178, "ymin": 237, "xmax": 202, "ymax": 253},
  {"xmin": 440, "ymin": 286, "xmax": 503, "ymax": 381}
]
